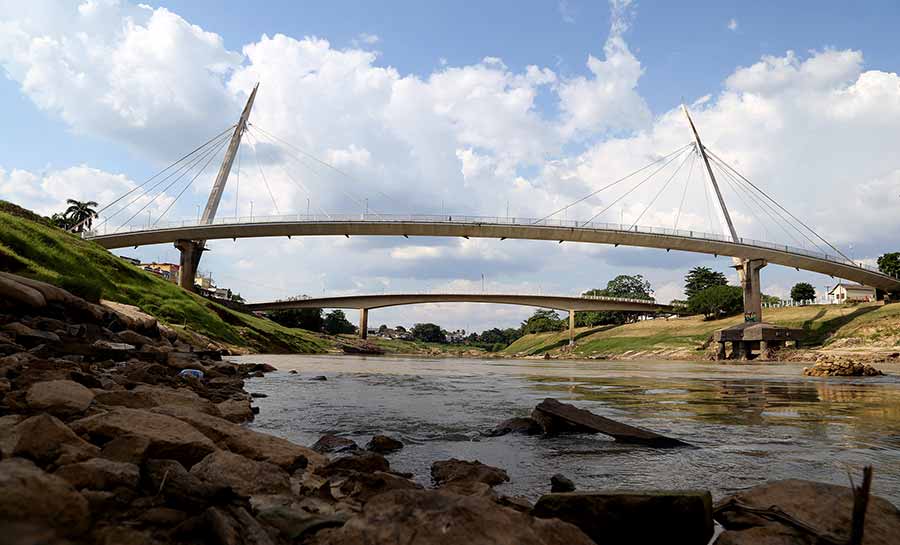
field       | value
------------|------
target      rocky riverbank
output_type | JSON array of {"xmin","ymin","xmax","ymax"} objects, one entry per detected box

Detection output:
[{"xmin": 2, "ymin": 272, "xmax": 900, "ymax": 544}]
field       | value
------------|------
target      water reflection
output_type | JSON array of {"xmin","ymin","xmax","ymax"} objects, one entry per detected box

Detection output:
[{"xmin": 236, "ymin": 355, "xmax": 900, "ymax": 504}]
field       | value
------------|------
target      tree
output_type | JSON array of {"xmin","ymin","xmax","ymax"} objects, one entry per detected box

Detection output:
[
  {"xmin": 50, "ymin": 213, "xmax": 73, "ymax": 230},
  {"xmin": 578, "ymin": 274, "xmax": 655, "ymax": 327},
  {"xmin": 790, "ymin": 282, "xmax": 816, "ymax": 302},
  {"xmin": 762, "ymin": 294, "xmax": 781, "ymax": 305},
  {"xmin": 604, "ymin": 274, "xmax": 653, "ymax": 299},
  {"xmin": 377, "ymin": 324, "xmax": 388, "ymax": 334},
  {"xmin": 266, "ymin": 296, "xmax": 325, "ymax": 331},
  {"xmin": 684, "ymin": 266, "xmax": 728, "ymax": 299},
  {"xmin": 521, "ymin": 309, "xmax": 564, "ymax": 334},
  {"xmin": 63, "ymin": 199, "xmax": 99, "ymax": 232},
  {"xmin": 877, "ymin": 253, "xmax": 900, "ymax": 278},
  {"xmin": 395, "ymin": 325, "xmax": 407, "ymax": 333},
  {"xmin": 687, "ymin": 285, "xmax": 743, "ymax": 320},
  {"xmin": 323, "ymin": 310, "xmax": 355, "ymax": 335},
  {"xmin": 411, "ymin": 323, "xmax": 446, "ymax": 343}
]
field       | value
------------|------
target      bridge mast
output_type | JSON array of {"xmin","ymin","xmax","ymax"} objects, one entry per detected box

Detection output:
[
  {"xmin": 682, "ymin": 104, "xmax": 766, "ymax": 323},
  {"xmin": 681, "ymin": 104, "xmax": 738, "ymax": 243},
  {"xmin": 176, "ymin": 84, "xmax": 258, "ymax": 290}
]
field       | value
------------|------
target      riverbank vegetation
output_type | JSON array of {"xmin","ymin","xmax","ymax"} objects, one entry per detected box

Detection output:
[
  {"xmin": 0, "ymin": 202, "xmax": 329, "ymax": 354},
  {"xmin": 503, "ymin": 302, "xmax": 900, "ymax": 359}
]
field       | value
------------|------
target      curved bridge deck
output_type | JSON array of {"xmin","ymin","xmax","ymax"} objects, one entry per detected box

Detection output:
[
  {"xmin": 245, "ymin": 293, "xmax": 676, "ymax": 312},
  {"xmin": 85, "ymin": 214, "xmax": 900, "ymax": 291}
]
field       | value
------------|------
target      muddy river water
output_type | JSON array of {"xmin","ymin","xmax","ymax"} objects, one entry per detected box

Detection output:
[{"xmin": 236, "ymin": 355, "xmax": 900, "ymax": 504}]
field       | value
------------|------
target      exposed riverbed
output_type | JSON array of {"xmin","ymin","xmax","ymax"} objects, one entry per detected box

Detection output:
[{"xmin": 236, "ymin": 355, "xmax": 900, "ymax": 504}]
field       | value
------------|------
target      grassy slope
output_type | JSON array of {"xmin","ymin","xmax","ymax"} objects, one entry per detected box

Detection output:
[
  {"xmin": 503, "ymin": 303, "xmax": 900, "ymax": 358},
  {"xmin": 0, "ymin": 204, "xmax": 330, "ymax": 354},
  {"xmin": 366, "ymin": 336, "xmax": 488, "ymax": 356}
]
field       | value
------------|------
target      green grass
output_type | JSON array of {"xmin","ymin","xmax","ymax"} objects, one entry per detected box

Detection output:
[
  {"xmin": 0, "ymin": 204, "xmax": 331, "ymax": 354},
  {"xmin": 503, "ymin": 302, "xmax": 900, "ymax": 358}
]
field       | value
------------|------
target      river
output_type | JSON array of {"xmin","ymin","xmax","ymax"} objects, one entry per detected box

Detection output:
[{"xmin": 235, "ymin": 355, "xmax": 900, "ymax": 504}]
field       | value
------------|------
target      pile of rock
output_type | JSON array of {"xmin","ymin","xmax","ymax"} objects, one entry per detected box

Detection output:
[{"xmin": 803, "ymin": 356, "xmax": 884, "ymax": 377}]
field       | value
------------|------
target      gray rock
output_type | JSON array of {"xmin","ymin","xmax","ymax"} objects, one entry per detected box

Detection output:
[
  {"xmin": 13, "ymin": 414, "xmax": 100, "ymax": 467},
  {"xmin": 532, "ymin": 490, "xmax": 713, "ymax": 545},
  {"xmin": 71, "ymin": 407, "xmax": 216, "ymax": 468},
  {"xmin": 485, "ymin": 416, "xmax": 543, "ymax": 437},
  {"xmin": 0, "ymin": 458, "xmax": 90, "ymax": 538},
  {"xmin": 715, "ymin": 479, "xmax": 900, "ymax": 545},
  {"xmin": 550, "ymin": 473, "xmax": 575, "ymax": 493},
  {"xmin": 318, "ymin": 452, "xmax": 391, "ymax": 476},
  {"xmin": 312, "ymin": 434, "xmax": 360, "ymax": 454},
  {"xmin": 430, "ymin": 459, "xmax": 510, "ymax": 487},
  {"xmin": 217, "ymin": 398, "xmax": 254, "ymax": 423},
  {"xmin": 55, "ymin": 457, "xmax": 140, "ymax": 491},
  {"xmin": 0, "ymin": 275, "xmax": 46, "ymax": 308},
  {"xmin": 366, "ymin": 434, "xmax": 404, "ymax": 454},
  {"xmin": 190, "ymin": 450, "xmax": 292, "ymax": 497},
  {"xmin": 26, "ymin": 379, "xmax": 95, "ymax": 416},
  {"xmin": 310, "ymin": 489, "xmax": 594, "ymax": 545}
]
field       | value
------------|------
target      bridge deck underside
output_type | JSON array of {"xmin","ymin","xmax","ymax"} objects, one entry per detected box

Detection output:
[
  {"xmin": 246, "ymin": 294, "xmax": 674, "ymax": 312},
  {"xmin": 87, "ymin": 220, "xmax": 900, "ymax": 292}
]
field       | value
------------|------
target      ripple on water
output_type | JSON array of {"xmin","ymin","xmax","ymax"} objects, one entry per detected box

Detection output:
[{"xmin": 238, "ymin": 355, "xmax": 900, "ymax": 505}]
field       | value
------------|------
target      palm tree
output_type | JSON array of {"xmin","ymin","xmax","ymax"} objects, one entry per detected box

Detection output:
[
  {"xmin": 64, "ymin": 199, "xmax": 99, "ymax": 232},
  {"xmin": 49, "ymin": 213, "xmax": 72, "ymax": 230}
]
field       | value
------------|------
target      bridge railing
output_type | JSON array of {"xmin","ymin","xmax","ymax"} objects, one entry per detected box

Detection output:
[
  {"xmin": 278, "ymin": 292, "xmax": 661, "ymax": 305},
  {"xmin": 84, "ymin": 213, "xmax": 891, "ymax": 277}
]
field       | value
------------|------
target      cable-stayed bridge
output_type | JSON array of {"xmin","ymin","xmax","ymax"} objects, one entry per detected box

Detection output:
[{"xmin": 81, "ymin": 84, "xmax": 900, "ymax": 331}]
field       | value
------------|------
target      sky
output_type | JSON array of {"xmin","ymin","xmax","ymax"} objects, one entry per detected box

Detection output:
[{"xmin": 1, "ymin": 0, "xmax": 900, "ymax": 332}]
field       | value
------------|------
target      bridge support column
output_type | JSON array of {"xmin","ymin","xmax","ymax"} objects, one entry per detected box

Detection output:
[
  {"xmin": 175, "ymin": 239, "xmax": 203, "ymax": 291},
  {"xmin": 739, "ymin": 259, "xmax": 767, "ymax": 323},
  {"xmin": 568, "ymin": 310, "xmax": 575, "ymax": 346},
  {"xmin": 359, "ymin": 308, "xmax": 368, "ymax": 339}
]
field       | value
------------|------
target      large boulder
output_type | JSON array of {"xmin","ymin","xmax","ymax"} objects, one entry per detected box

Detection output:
[
  {"xmin": 189, "ymin": 450, "xmax": 292, "ymax": 497},
  {"xmin": 803, "ymin": 360, "xmax": 884, "ymax": 377},
  {"xmin": 101, "ymin": 300, "xmax": 158, "ymax": 333},
  {"xmin": 55, "ymin": 457, "xmax": 140, "ymax": 492},
  {"xmin": 318, "ymin": 452, "xmax": 390, "ymax": 477},
  {"xmin": 309, "ymin": 489, "xmax": 595, "ymax": 545},
  {"xmin": 71, "ymin": 407, "xmax": 216, "ymax": 467},
  {"xmin": 0, "ymin": 458, "xmax": 90, "ymax": 538},
  {"xmin": 151, "ymin": 406, "xmax": 325, "ymax": 471},
  {"xmin": 366, "ymin": 435, "xmax": 404, "ymax": 454},
  {"xmin": 94, "ymin": 384, "xmax": 220, "ymax": 416},
  {"xmin": 26, "ymin": 379, "xmax": 95, "ymax": 416},
  {"xmin": 217, "ymin": 397, "xmax": 254, "ymax": 423},
  {"xmin": 485, "ymin": 417, "xmax": 543, "ymax": 437},
  {"xmin": 531, "ymin": 398, "xmax": 689, "ymax": 447},
  {"xmin": 143, "ymin": 458, "xmax": 236, "ymax": 512},
  {"xmin": 2, "ymin": 322, "xmax": 60, "ymax": 347},
  {"xmin": 0, "ymin": 414, "xmax": 24, "ymax": 458},
  {"xmin": 312, "ymin": 434, "xmax": 360, "ymax": 454},
  {"xmin": 13, "ymin": 414, "xmax": 100, "ymax": 467},
  {"xmin": 532, "ymin": 490, "xmax": 713, "ymax": 545},
  {"xmin": 0, "ymin": 275, "xmax": 46, "ymax": 308},
  {"xmin": 714, "ymin": 479, "xmax": 900, "ymax": 545},
  {"xmin": 431, "ymin": 459, "xmax": 510, "ymax": 487}
]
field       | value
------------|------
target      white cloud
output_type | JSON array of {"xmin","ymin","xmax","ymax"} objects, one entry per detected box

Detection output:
[
  {"xmin": 558, "ymin": 0, "xmax": 576, "ymax": 24},
  {"xmin": 727, "ymin": 18, "xmax": 738, "ymax": 31},
  {"xmin": 356, "ymin": 32, "xmax": 380, "ymax": 45},
  {"xmin": 3, "ymin": 1, "xmax": 900, "ymax": 330}
]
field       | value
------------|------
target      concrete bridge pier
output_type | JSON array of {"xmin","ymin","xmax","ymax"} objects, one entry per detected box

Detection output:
[
  {"xmin": 568, "ymin": 310, "xmax": 575, "ymax": 346},
  {"xmin": 739, "ymin": 258, "xmax": 767, "ymax": 322},
  {"xmin": 175, "ymin": 239, "xmax": 202, "ymax": 291},
  {"xmin": 359, "ymin": 308, "xmax": 368, "ymax": 339}
]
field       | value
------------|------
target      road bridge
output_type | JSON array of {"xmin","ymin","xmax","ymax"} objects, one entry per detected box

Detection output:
[{"xmin": 245, "ymin": 292, "xmax": 678, "ymax": 342}]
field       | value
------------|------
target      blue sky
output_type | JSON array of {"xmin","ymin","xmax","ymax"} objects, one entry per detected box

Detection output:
[{"xmin": 1, "ymin": 0, "xmax": 899, "ymax": 331}]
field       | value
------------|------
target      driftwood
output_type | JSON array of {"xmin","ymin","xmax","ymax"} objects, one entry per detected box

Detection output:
[{"xmin": 531, "ymin": 398, "xmax": 690, "ymax": 448}]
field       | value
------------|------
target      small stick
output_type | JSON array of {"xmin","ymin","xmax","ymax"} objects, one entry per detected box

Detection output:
[{"xmin": 849, "ymin": 466, "xmax": 873, "ymax": 545}]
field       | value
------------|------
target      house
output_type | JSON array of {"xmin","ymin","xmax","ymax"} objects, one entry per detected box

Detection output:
[
  {"xmin": 829, "ymin": 283, "xmax": 876, "ymax": 303},
  {"xmin": 140, "ymin": 262, "xmax": 180, "ymax": 283}
]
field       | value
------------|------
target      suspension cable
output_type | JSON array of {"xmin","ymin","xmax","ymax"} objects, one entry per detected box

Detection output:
[
  {"xmin": 246, "ymin": 128, "xmax": 332, "ymax": 218},
  {"xmin": 93, "ymin": 124, "xmax": 236, "ymax": 218},
  {"xmin": 673, "ymin": 150, "xmax": 697, "ymax": 230},
  {"xmin": 247, "ymin": 126, "xmax": 381, "ymax": 218},
  {"xmin": 535, "ymin": 143, "xmax": 693, "ymax": 224},
  {"xmin": 706, "ymin": 148, "xmax": 854, "ymax": 262},
  {"xmin": 116, "ymin": 134, "xmax": 231, "ymax": 231},
  {"xmin": 245, "ymin": 132, "xmax": 281, "ymax": 215},
  {"xmin": 152, "ymin": 137, "xmax": 232, "ymax": 226},
  {"xmin": 234, "ymin": 143, "xmax": 241, "ymax": 218},
  {"xmin": 96, "ymin": 131, "xmax": 233, "ymax": 229},
  {"xmin": 583, "ymin": 145, "xmax": 693, "ymax": 225},
  {"xmin": 249, "ymin": 123, "xmax": 394, "ymax": 204},
  {"xmin": 630, "ymin": 146, "xmax": 694, "ymax": 230}
]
